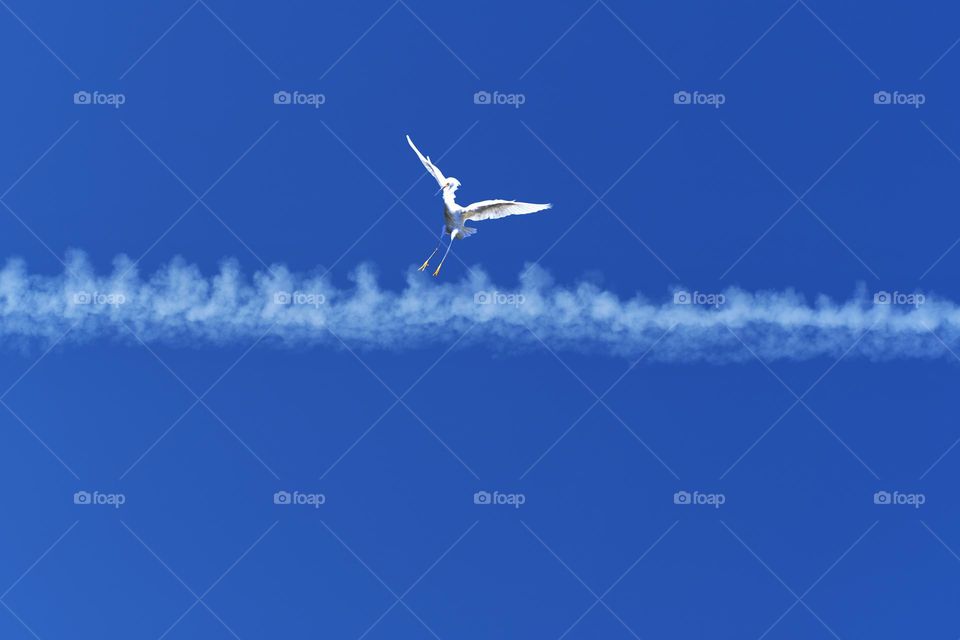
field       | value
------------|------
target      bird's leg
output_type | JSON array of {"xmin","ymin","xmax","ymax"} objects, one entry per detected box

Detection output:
[
  {"xmin": 433, "ymin": 230, "xmax": 457, "ymax": 277},
  {"xmin": 419, "ymin": 225, "xmax": 446, "ymax": 271}
]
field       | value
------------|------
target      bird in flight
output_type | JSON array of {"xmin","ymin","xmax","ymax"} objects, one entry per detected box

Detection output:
[{"xmin": 406, "ymin": 135, "xmax": 552, "ymax": 276}]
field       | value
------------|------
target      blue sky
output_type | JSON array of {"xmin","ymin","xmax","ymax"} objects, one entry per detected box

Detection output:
[{"xmin": 2, "ymin": 1, "xmax": 960, "ymax": 638}]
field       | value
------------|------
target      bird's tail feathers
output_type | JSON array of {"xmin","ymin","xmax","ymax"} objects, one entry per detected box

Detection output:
[{"xmin": 458, "ymin": 227, "xmax": 478, "ymax": 239}]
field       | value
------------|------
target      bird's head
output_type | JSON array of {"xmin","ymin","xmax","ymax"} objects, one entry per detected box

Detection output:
[{"xmin": 439, "ymin": 177, "xmax": 461, "ymax": 194}]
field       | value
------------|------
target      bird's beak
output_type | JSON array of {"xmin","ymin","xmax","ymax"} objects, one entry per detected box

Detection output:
[{"xmin": 435, "ymin": 186, "xmax": 444, "ymax": 195}]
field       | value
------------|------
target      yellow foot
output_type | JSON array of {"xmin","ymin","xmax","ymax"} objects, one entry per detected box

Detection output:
[
  {"xmin": 432, "ymin": 266, "xmax": 441, "ymax": 277},
  {"xmin": 418, "ymin": 260, "xmax": 430, "ymax": 272}
]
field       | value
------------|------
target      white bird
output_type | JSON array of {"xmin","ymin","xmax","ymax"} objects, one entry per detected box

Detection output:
[{"xmin": 406, "ymin": 134, "xmax": 552, "ymax": 276}]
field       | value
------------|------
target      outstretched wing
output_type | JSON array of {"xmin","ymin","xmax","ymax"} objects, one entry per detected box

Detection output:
[
  {"xmin": 406, "ymin": 135, "xmax": 446, "ymax": 188},
  {"xmin": 461, "ymin": 199, "xmax": 552, "ymax": 222}
]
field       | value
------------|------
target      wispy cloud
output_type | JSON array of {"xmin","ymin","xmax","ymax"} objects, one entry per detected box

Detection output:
[{"xmin": 0, "ymin": 251, "xmax": 955, "ymax": 361}]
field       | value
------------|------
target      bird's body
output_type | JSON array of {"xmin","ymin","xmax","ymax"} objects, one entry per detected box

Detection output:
[
  {"xmin": 441, "ymin": 193, "xmax": 470, "ymax": 239},
  {"xmin": 406, "ymin": 135, "xmax": 552, "ymax": 275}
]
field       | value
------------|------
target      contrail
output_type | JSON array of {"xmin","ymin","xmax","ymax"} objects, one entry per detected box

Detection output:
[{"xmin": 0, "ymin": 251, "xmax": 954, "ymax": 361}]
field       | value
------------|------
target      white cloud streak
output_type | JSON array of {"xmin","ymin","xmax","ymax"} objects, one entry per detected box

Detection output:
[{"xmin": 0, "ymin": 251, "xmax": 955, "ymax": 361}]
